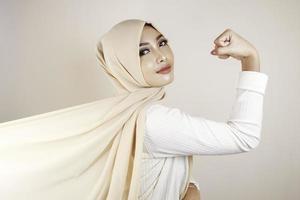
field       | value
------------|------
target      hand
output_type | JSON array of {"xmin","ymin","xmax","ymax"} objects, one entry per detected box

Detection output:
[
  {"xmin": 210, "ymin": 29, "xmax": 260, "ymax": 72},
  {"xmin": 182, "ymin": 183, "xmax": 201, "ymax": 200}
]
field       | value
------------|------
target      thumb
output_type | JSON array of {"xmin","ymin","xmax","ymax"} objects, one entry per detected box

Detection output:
[{"xmin": 214, "ymin": 45, "xmax": 232, "ymax": 56}]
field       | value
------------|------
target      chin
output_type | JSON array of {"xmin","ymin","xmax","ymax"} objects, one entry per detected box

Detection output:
[
  {"xmin": 158, "ymin": 79, "xmax": 174, "ymax": 87},
  {"xmin": 146, "ymin": 73, "xmax": 174, "ymax": 87}
]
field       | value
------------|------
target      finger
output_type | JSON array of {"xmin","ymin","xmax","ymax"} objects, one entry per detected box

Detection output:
[
  {"xmin": 214, "ymin": 36, "xmax": 230, "ymax": 47},
  {"xmin": 214, "ymin": 29, "xmax": 232, "ymax": 47},
  {"xmin": 214, "ymin": 46, "xmax": 232, "ymax": 56},
  {"xmin": 218, "ymin": 55, "xmax": 230, "ymax": 59}
]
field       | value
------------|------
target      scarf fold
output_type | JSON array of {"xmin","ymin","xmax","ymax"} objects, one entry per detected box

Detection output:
[{"xmin": 0, "ymin": 19, "xmax": 193, "ymax": 200}]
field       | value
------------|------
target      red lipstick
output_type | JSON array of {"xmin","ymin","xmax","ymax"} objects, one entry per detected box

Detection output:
[{"xmin": 157, "ymin": 65, "xmax": 172, "ymax": 74}]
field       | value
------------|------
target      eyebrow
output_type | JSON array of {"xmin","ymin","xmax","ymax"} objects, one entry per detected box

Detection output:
[{"xmin": 139, "ymin": 34, "xmax": 164, "ymax": 47}]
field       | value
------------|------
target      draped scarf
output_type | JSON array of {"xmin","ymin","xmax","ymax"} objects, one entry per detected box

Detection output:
[{"xmin": 0, "ymin": 19, "xmax": 193, "ymax": 200}]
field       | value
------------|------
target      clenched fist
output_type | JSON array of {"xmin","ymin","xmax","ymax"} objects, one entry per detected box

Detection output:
[{"xmin": 210, "ymin": 29, "xmax": 260, "ymax": 72}]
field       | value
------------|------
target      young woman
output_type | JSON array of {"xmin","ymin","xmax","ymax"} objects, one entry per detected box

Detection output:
[
  {"xmin": 138, "ymin": 22, "xmax": 268, "ymax": 200},
  {"xmin": 0, "ymin": 19, "xmax": 268, "ymax": 200}
]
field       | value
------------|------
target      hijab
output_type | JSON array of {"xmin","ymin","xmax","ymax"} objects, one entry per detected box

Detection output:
[{"xmin": 0, "ymin": 19, "xmax": 193, "ymax": 200}]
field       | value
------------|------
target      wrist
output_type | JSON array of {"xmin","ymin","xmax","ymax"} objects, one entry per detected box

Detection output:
[{"xmin": 241, "ymin": 50, "xmax": 260, "ymax": 72}]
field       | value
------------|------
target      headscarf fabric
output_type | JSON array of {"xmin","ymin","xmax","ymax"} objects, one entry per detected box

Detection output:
[{"xmin": 0, "ymin": 19, "xmax": 193, "ymax": 200}]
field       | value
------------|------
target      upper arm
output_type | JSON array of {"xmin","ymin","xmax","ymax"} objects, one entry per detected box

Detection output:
[
  {"xmin": 144, "ymin": 71, "xmax": 268, "ymax": 158},
  {"xmin": 144, "ymin": 104, "xmax": 256, "ymax": 158}
]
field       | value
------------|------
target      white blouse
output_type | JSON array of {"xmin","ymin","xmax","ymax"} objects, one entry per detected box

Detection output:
[{"xmin": 138, "ymin": 71, "xmax": 269, "ymax": 200}]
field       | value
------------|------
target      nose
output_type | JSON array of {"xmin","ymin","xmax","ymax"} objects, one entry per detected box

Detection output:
[{"xmin": 156, "ymin": 53, "xmax": 167, "ymax": 64}]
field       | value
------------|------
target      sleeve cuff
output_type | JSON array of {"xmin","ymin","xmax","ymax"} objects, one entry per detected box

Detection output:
[
  {"xmin": 237, "ymin": 71, "xmax": 269, "ymax": 95},
  {"xmin": 189, "ymin": 176, "xmax": 201, "ymax": 191}
]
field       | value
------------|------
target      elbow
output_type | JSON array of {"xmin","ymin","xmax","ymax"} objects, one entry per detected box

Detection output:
[
  {"xmin": 240, "ymin": 135, "xmax": 261, "ymax": 152},
  {"xmin": 245, "ymin": 138, "xmax": 261, "ymax": 151},
  {"xmin": 227, "ymin": 121, "xmax": 262, "ymax": 152},
  {"xmin": 252, "ymin": 139, "xmax": 261, "ymax": 149}
]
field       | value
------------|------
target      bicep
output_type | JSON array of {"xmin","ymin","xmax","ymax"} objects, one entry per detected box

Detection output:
[
  {"xmin": 144, "ymin": 102, "xmax": 261, "ymax": 158},
  {"xmin": 144, "ymin": 72, "xmax": 268, "ymax": 158}
]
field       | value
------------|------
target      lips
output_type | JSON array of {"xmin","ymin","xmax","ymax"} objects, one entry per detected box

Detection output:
[{"xmin": 156, "ymin": 65, "xmax": 172, "ymax": 74}]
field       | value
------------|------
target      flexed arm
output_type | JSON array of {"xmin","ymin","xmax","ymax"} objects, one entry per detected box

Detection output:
[
  {"xmin": 144, "ymin": 29, "xmax": 269, "ymax": 158},
  {"xmin": 144, "ymin": 71, "xmax": 268, "ymax": 158}
]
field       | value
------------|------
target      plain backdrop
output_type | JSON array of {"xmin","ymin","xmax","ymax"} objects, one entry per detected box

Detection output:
[{"xmin": 0, "ymin": 0, "xmax": 299, "ymax": 199}]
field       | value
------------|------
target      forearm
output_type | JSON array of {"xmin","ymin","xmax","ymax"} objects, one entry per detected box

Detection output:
[{"xmin": 241, "ymin": 49, "xmax": 260, "ymax": 72}]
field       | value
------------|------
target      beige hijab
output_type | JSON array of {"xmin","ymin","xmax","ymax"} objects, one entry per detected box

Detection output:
[{"xmin": 0, "ymin": 19, "xmax": 193, "ymax": 200}]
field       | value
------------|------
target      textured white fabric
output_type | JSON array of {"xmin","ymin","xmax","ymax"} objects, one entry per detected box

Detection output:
[{"xmin": 138, "ymin": 71, "xmax": 269, "ymax": 199}]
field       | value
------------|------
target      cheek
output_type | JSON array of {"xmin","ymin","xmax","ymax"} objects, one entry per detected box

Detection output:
[{"xmin": 141, "ymin": 57, "xmax": 157, "ymax": 74}]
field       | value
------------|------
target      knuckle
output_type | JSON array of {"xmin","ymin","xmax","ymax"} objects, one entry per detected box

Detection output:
[
  {"xmin": 225, "ymin": 28, "xmax": 232, "ymax": 32},
  {"xmin": 214, "ymin": 39, "xmax": 221, "ymax": 45}
]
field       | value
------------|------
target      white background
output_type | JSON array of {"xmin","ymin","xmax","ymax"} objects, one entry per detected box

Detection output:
[{"xmin": 0, "ymin": 0, "xmax": 299, "ymax": 199}]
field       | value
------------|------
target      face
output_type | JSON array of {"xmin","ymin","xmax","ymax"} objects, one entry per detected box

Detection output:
[{"xmin": 139, "ymin": 25, "xmax": 174, "ymax": 87}]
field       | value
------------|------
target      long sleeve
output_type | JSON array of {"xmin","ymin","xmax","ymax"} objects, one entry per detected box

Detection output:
[{"xmin": 143, "ymin": 71, "xmax": 269, "ymax": 158}]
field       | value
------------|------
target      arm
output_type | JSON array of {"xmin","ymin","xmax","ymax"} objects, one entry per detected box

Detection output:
[{"xmin": 144, "ymin": 71, "xmax": 268, "ymax": 158}]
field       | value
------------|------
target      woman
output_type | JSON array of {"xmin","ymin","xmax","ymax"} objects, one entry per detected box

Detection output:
[
  {"xmin": 0, "ymin": 19, "xmax": 268, "ymax": 200},
  {"xmin": 138, "ymin": 22, "xmax": 268, "ymax": 200}
]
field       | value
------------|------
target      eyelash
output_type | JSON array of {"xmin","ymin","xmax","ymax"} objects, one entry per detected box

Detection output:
[{"xmin": 139, "ymin": 39, "xmax": 168, "ymax": 57}]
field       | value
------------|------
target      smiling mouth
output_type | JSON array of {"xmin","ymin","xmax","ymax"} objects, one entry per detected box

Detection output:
[{"xmin": 156, "ymin": 65, "xmax": 172, "ymax": 74}]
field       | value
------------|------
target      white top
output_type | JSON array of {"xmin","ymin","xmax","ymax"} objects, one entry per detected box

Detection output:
[{"xmin": 138, "ymin": 71, "xmax": 269, "ymax": 200}]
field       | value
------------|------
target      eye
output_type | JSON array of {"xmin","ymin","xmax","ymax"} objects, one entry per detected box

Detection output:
[
  {"xmin": 139, "ymin": 39, "xmax": 169, "ymax": 57},
  {"xmin": 139, "ymin": 48, "xmax": 150, "ymax": 57},
  {"xmin": 159, "ymin": 39, "xmax": 168, "ymax": 47}
]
